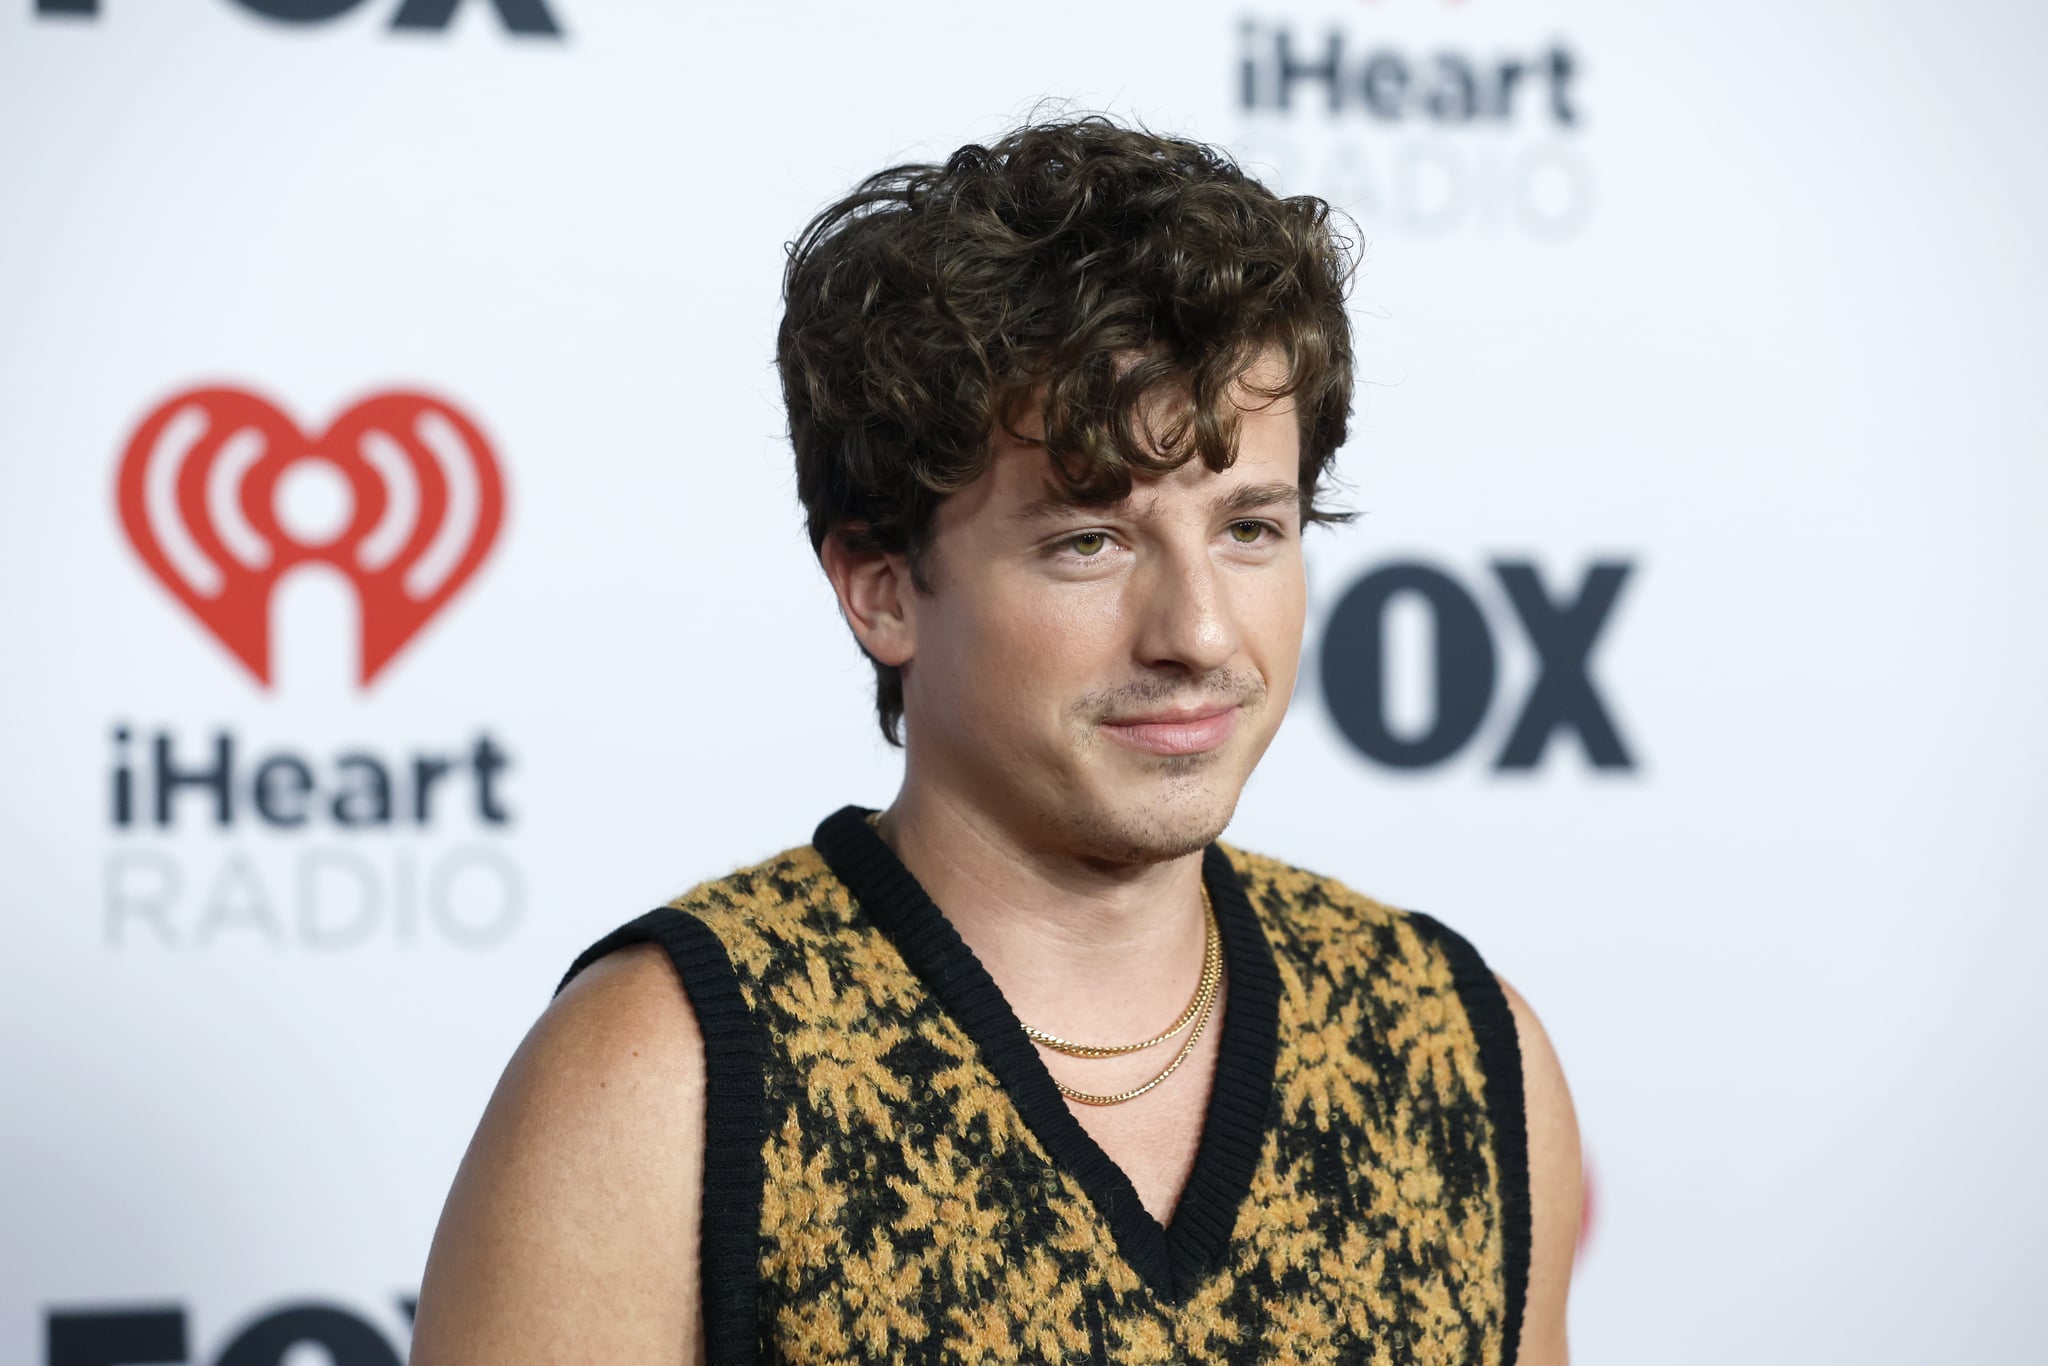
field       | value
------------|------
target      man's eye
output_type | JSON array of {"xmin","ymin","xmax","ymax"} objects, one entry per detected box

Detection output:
[
  {"xmin": 1066, "ymin": 532, "xmax": 1110, "ymax": 557},
  {"xmin": 1228, "ymin": 521, "xmax": 1269, "ymax": 544}
]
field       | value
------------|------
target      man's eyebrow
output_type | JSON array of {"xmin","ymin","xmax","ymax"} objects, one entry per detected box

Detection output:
[
  {"xmin": 1218, "ymin": 481, "xmax": 1303, "ymax": 516},
  {"xmin": 1007, "ymin": 492, "xmax": 1106, "ymax": 526}
]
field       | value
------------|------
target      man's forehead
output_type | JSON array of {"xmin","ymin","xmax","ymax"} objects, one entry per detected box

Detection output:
[{"xmin": 953, "ymin": 372, "xmax": 1305, "ymax": 528}]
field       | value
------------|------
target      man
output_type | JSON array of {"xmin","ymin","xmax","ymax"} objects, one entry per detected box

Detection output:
[{"xmin": 412, "ymin": 116, "xmax": 1579, "ymax": 1364}]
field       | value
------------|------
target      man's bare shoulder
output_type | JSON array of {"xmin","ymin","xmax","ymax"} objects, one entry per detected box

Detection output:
[
  {"xmin": 534, "ymin": 941, "xmax": 705, "ymax": 1099},
  {"xmin": 1497, "ymin": 973, "xmax": 1581, "ymax": 1366},
  {"xmin": 410, "ymin": 942, "xmax": 707, "ymax": 1365}
]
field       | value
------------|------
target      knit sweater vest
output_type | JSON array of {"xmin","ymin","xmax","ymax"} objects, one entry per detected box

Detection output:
[{"xmin": 558, "ymin": 806, "xmax": 1530, "ymax": 1365}]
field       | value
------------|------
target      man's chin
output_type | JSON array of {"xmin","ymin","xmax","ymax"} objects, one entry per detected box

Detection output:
[{"xmin": 1045, "ymin": 779, "xmax": 1241, "ymax": 865}]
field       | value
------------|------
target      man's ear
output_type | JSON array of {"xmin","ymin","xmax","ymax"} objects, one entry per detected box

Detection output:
[{"xmin": 818, "ymin": 527, "xmax": 918, "ymax": 668}]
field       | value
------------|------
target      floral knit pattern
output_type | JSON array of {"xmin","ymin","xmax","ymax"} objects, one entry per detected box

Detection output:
[{"xmin": 569, "ymin": 828, "xmax": 1519, "ymax": 1365}]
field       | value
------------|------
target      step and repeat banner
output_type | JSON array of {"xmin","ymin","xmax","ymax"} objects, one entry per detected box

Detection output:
[{"xmin": 4, "ymin": 1, "xmax": 2043, "ymax": 1362}]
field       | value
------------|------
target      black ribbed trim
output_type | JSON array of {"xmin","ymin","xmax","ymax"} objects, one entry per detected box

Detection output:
[
  {"xmin": 811, "ymin": 804, "xmax": 1280, "ymax": 1304},
  {"xmin": 1405, "ymin": 911, "xmax": 1531, "ymax": 1366},
  {"xmin": 556, "ymin": 908, "xmax": 767, "ymax": 1366}
]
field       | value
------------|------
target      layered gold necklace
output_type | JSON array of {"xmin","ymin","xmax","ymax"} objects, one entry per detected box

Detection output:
[
  {"xmin": 865, "ymin": 812, "xmax": 1220, "ymax": 1107},
  {"xmin": 1023, "ymin": 882, "xmax": 1221, "ymax": 1107}
]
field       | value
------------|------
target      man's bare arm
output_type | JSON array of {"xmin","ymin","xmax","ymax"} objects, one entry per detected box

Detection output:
[
  {"xmin": 1499, "ymin": 973, "xmax": 1583, "ymax": 1366},
  {"xmin": 410, "ymin": 944, "xmax": 707, "ymax": 1365}
]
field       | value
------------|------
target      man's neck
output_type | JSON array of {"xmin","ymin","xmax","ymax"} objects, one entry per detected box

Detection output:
[{"xmin": 875, "ymin": 777, "xmax": 1212, "ymax": 1046}]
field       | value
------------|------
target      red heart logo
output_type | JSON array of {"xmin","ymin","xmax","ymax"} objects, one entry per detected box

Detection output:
[{"xmin": 115, "ymin": 386, "xmax": 506, "ymax": 687}]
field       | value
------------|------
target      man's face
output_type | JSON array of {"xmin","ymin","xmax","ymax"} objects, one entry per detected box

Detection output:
[{"xmin": 896, "ymin": 369, "xmax": 1309, "ymax": 864}]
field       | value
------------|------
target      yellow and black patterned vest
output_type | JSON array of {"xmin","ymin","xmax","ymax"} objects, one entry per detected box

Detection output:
[{"xmin": 560, "ymin": 806, "xmax": 1530, "ymax": 1365}]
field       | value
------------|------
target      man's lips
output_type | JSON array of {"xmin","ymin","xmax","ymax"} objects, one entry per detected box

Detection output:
[{"xmin": 1099, "ymin": 704, "xmax": 1240, "ymax": 756}]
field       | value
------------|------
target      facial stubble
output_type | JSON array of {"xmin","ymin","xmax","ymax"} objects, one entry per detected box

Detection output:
[{"xmin": 1043, "ymin": 668, "xmax": 1273, "ymax": 865}]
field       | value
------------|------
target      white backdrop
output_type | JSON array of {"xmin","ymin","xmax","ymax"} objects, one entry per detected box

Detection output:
[{"xmin": 4, "ymin": 1, "xmax": 2045, "ymax": 1362}]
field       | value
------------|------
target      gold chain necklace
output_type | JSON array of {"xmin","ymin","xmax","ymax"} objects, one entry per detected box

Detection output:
[
  {"xmin": 862, "ymin": 813, "xmax": 1219, "ymax": 1108},
  {"xmin": 1026, "ymin": 885, "xmax": 1221, "ymax": 1107}
]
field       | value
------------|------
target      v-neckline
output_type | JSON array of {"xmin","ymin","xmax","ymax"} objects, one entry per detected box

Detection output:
[{"xmin": 810, "ymin": 804, "xmax": 1282, "ymax": 1304}]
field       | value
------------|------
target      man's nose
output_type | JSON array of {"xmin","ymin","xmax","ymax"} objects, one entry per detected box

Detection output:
[{"xmin": 1132, "ymin": 541, "xmax": 1238, "ymax": 675}]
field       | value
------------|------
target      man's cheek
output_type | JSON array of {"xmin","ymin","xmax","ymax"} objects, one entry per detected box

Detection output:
[
  {"xmin": 984, "ymin": 599, "xmax": 1094, "ymax": 674},
  {"xmin": 1249, "ymin": 590, "xmax": 1308, "ymax": 679}
]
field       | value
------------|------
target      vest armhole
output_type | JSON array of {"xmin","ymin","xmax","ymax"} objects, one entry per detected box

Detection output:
[
  {"xmin": 556, "ymin": 908, "xmax": 767, "ymax": 1366},
  {"xmin": 1403, "ymin": 910, "xmax": 1532, "ymax": 1366}
]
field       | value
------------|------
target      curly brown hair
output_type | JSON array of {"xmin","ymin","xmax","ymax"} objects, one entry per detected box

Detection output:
[{"xmin": 778, "ymin": 114, "xmax": 1359, "ymax": 745}]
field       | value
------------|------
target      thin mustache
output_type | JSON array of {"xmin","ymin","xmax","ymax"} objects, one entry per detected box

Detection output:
[{"xmin": 1076, "ymin": 674, "xmax": 1265, "ymax": 722}]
